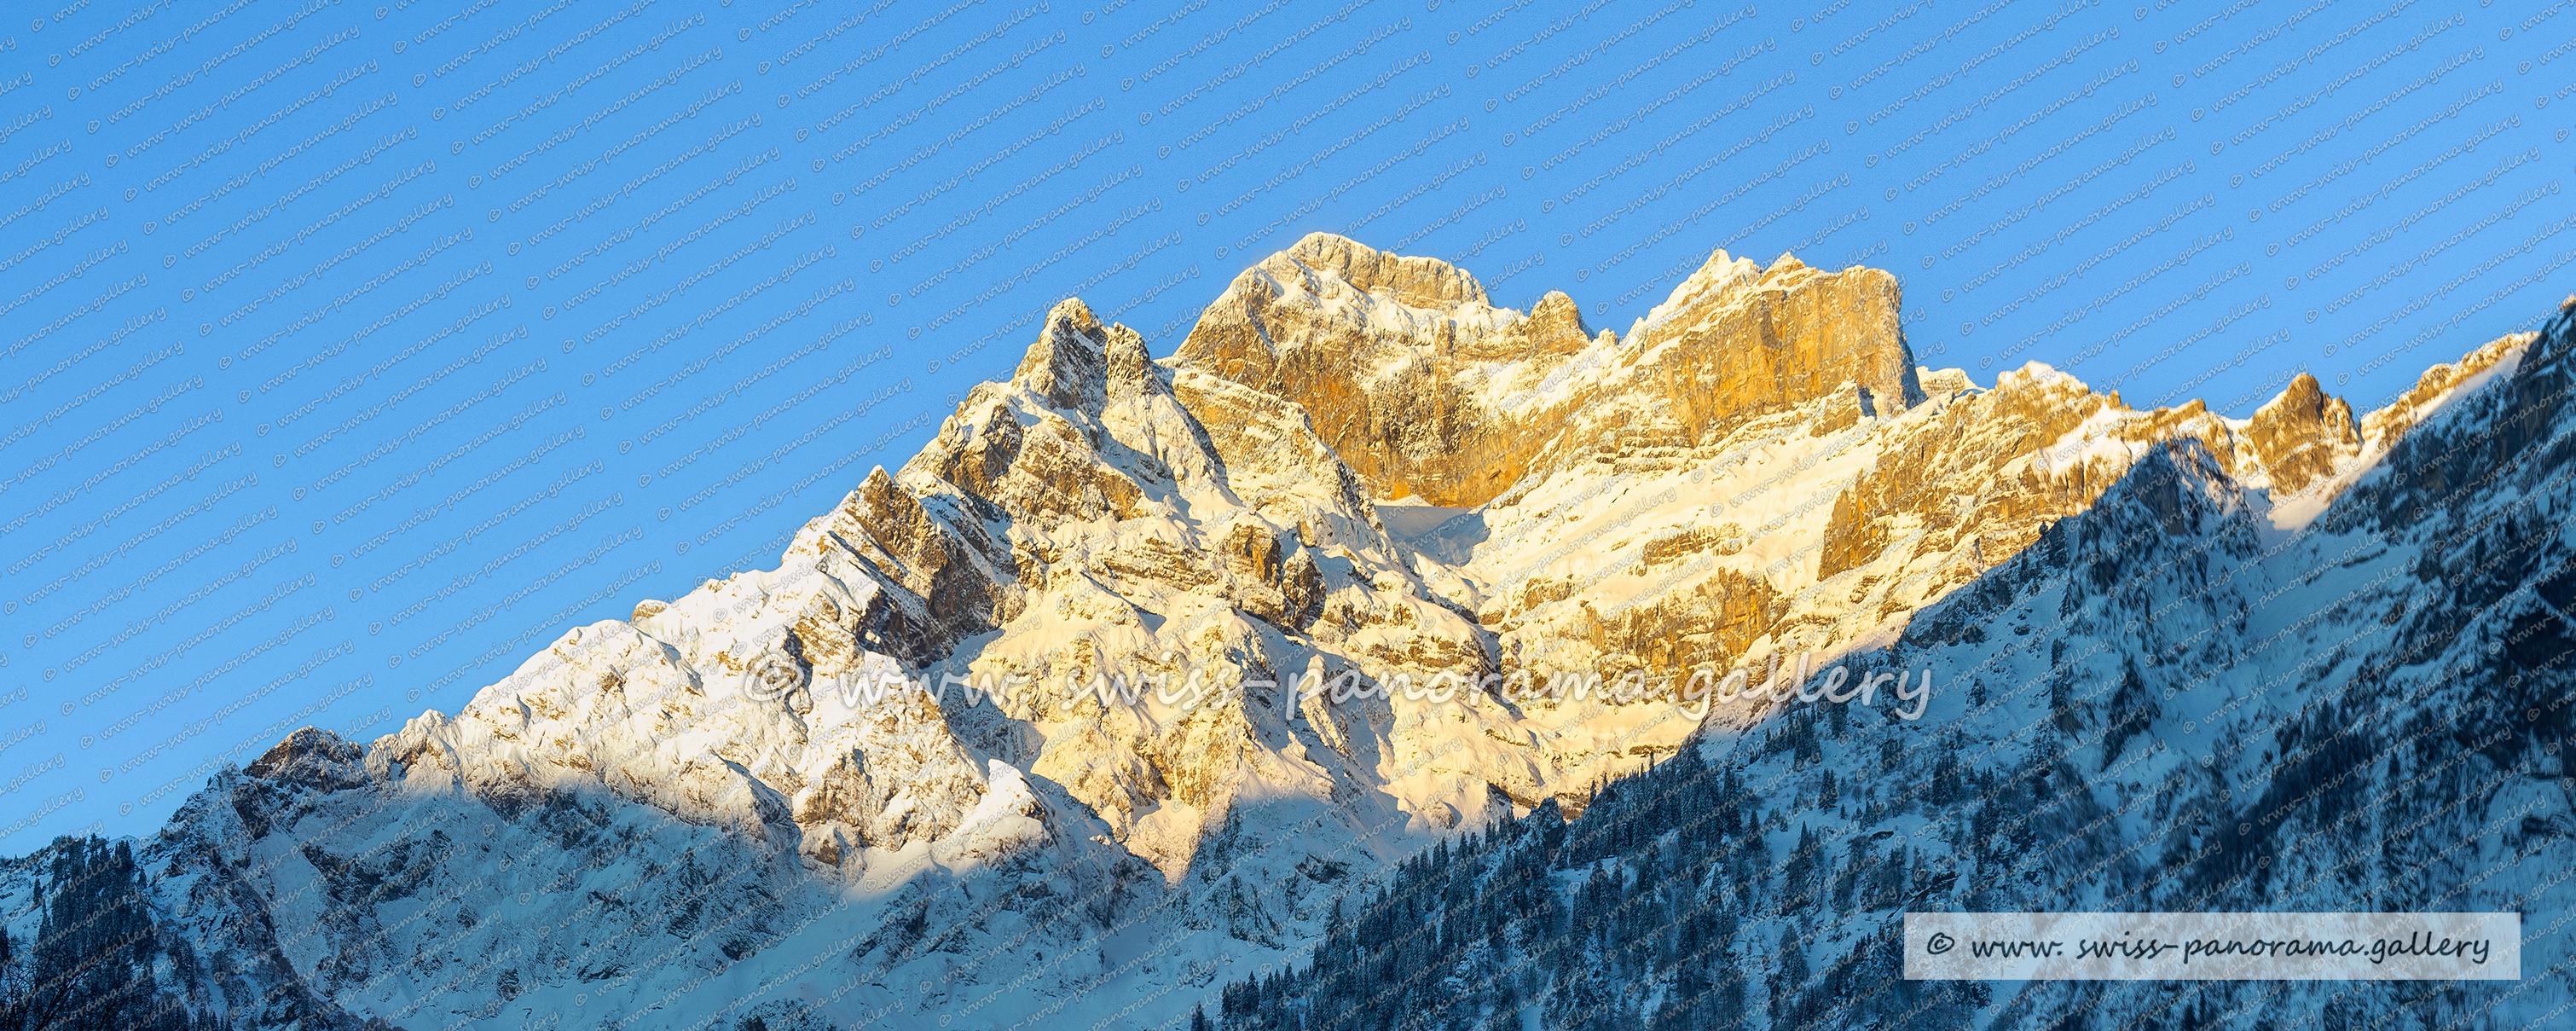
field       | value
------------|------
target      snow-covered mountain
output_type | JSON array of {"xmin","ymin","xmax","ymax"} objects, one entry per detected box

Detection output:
[
  {"xmin": 1225, "ymin": 291, "xmax": 2576, "ymax": 1030},
  {"xmin": 5, "ymin": 234, "xmax": 2565, "ymax": 1030}
]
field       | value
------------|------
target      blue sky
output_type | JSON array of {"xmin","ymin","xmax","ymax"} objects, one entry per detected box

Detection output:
[{"xmin": 1, "ymin": 0, "xmax": 2567, "ymax": 843}]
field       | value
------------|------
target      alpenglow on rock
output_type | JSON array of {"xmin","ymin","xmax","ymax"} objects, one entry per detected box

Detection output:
[
  {"xmin": 1221, "ymin": 293, "xmax": 2576, "ymax": 1031},
  {"xmin": 6, "ymin": 233, "xmax": 2558, "ymax": 1031},
  {"xmin": 1175, "ymin": 235, "xmax": 1923, "ymax": 507}
]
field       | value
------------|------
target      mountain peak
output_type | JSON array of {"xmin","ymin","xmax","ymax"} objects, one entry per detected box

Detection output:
[
  {"xmin": 1178, "ymin": 240, "xmax": 1924, "ymax": 507},
  {"xmin": 1012, "ymin": 298, "xmax": 1113, "ymax": 412},
  {"xmin": 2244, "ymin": 372, "xmax": 2361, "ymax": 495},
  {"xmin": 1627, "ymin": 248, "xmax": 1924, "ymax": 412},
  {"xmin": 1172, "ymin": 238, "xmax": 1542, "ymax": 506},
  {"xmin": 1270, "ymin": 230, "xmax": 1489, "ymax": 308}
]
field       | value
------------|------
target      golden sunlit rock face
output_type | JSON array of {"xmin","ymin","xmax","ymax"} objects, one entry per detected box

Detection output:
[
  {"xmin": 1174, "ymin": 234, "xmax": 1588, "ymax": 507},
  {"xmin": 1155, "ymin": 234, "xmax": 2507, "ymax": 719},
  {"xmin": 2244, "ymin": 374, "xmax": 2363, "ymax": 496},
  {"xmin": 373, "ymin": 233, "xmax": 2535, "ymax": 888},
  {"xmin": 1172, "ymin": 235, "xmax": 1925, "ymax": 508}
]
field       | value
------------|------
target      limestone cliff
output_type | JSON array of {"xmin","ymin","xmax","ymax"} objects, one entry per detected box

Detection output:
[
  {"xmin": 1172, "ymin": 235, "xmax": 2440, "ymax": 727},
  {"xmin": 1172, "ymin": 233, "xmax": 1603, "ymax": 506},
  {"xmin": 1173, "ymin": 235, "xmax": 1926, "ymax": 508}
]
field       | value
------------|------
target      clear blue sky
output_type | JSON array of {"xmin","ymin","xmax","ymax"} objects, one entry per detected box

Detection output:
[{"xmin": 2, "ymin": 0, "xmax": 2565, "ymax": 843}]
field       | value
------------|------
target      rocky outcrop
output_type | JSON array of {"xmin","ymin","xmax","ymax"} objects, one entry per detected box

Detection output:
[
  {"xmin": 1174, "ymin": 235, "xmax": 1926, "ymax": 508},
  {"xmin": 2244, "ymin": 373, "xmax": 2362, "ymax": 495},
  {"xmin": 1172, "ymin": 240, "xmax": 2529, "ymax": 747},
  {"xmin": 1174, "ymin": 234, "xmax": 1598, "ymax": 507},
  {"xmin": 1615, "ymin": 250, "xmax": 1925, "ymax": 426}
]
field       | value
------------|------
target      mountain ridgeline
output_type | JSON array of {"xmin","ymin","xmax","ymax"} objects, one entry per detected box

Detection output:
[
  {"xmin": 7, "ymin": 234, "xmax": 2572, "ymax": 1030},
  {"xmin": 1222, "ymin": 291, "xmax": 2576, "ymax": 1029}
]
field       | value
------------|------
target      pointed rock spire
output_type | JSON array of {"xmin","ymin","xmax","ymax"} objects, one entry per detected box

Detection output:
[
  {"xmin": 2245, "ymin": 373, "xmax": 2360, "ymax": 495},
  {"xmin": 1015, "ymin": 298, "xmax": 1113, "ymax": 413}
]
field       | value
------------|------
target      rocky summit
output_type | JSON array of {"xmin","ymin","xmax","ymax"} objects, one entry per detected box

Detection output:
[{"xmin": 6, "ymin": 235, "xmax": 2568, "ymax": 1030}]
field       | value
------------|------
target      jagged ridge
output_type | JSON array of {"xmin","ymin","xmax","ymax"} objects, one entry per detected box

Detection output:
[{"xmin": 5, "ymin": 236, "xmax": 2556, "ymax": 1031}]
